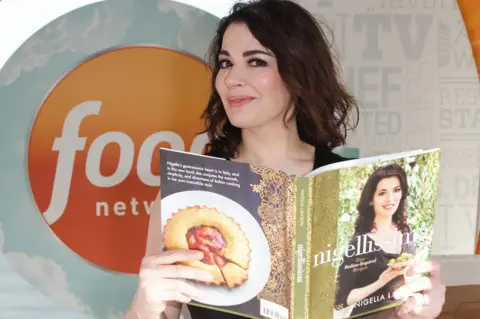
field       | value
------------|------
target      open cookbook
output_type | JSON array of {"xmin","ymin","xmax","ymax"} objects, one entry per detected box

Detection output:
[{"xmin": 159, "ymin": 147, "xmax": 441, "ymax": 319}]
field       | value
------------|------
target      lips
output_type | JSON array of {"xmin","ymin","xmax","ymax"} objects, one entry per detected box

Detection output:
[
  {"xmin": 383, "ymin": 204, "xmax": 395, "ymax": 210},
  {"xmin": 227, "ymin": 96, "xmax": 254, "ymax": 108}
]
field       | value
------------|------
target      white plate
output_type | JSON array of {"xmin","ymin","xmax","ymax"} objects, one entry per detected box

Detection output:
[{"xmin": 161, "ymin": 190, "xmax": 272, "ymax": 306}]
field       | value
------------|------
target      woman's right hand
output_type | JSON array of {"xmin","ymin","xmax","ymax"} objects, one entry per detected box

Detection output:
[{"xmin": 131, "ymin": 249, "xmax": 214, "ymax": 319}]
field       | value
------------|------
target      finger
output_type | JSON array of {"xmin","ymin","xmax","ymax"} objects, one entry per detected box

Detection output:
[
  {"xmin": 171, "ymin": 292, "xmax": 192, "ymax": 304},
  {"xmin": 142, "ymin": 250, "xmax": 204, "ymax": 267},
  {"xmin": 397, "ymin": 292, "xmax": 428, "ymax": 317},
  {"xmin": 412, "ymin": 292, "xmax": 430, "ymax": 315},
  {"xmin": 142, "ymin": 264, "xmax": 214, "ymax": 282},
  {"xmin": 410, "ymin": 260, "xmax": 440, "ymax": 278},
  {"xmin": 161, "ymin": 278, "xmax": 206, "ymax": 299},
  {"xmin": 162, "ymin": 290, "xmax": 192, "ymax": 304},
  {"xmin": 393, "ymin": 276, "xmax": 433, "ymax": 300},
  {"xmin": 144, "ymin": 285, "xmax": 192, "ymax": 305},
  {"xmin": 390, "ymin": 259, "xmax": 415, "ymax": 270},
  {"xmin": 403, "ymin": 265, "xmax": 421, "ymax": 284},
  {"xmin": 404, "ymin": 260, "xmax": 441, "ymax": 285},
  {"xmin": 397, "ymin": 296, "xmax": 415, "ymax": 317}
]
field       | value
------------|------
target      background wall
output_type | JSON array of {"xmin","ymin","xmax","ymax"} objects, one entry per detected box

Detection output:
[{"xmin": 0, "ymin": 0, "xmax": 480, "ymax": 318}]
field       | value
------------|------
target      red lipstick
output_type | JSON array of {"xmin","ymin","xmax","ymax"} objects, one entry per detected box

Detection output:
[{"xmin": 227, "ymin": 96, "xmax": 254, "ymax": 107}]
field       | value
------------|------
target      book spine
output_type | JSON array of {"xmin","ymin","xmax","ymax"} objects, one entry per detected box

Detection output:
[
  {"xmin": 304, "ymin": 178, "xmax": 314, "ymax": 319},
  {"xmin": 308, "ymin": 171, "xmax": 340, "ymax": 319},
  {"xmin": 292, "ymin": 177, "xmax": 310, "ymax": 319}
]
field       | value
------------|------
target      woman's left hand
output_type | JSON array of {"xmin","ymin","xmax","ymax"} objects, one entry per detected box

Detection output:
[{"xmin": 393, "ymin": 260, "xmax": 446, "ymax": 318}]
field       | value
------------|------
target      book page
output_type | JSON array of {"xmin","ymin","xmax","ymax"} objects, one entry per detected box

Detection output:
[{"xmin": 159, "ymin": 148, "xmax": 294, "ymax": 319}]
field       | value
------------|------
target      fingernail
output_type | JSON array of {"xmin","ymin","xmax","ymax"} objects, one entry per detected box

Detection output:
[{"xmin": 393, "ymin": 291, "xmax": 402, "ymax": 300}]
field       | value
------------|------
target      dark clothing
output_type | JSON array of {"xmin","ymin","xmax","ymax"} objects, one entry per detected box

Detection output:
[{"xmin": 205, "ymin": 145, "xmax": 348, "ymax": 173}]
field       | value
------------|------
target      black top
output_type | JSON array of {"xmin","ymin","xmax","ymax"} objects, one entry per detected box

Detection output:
[
  {"xmin": 204, "ymin": 146, "xmax": 348, "ymax": 173},
  {"xmin": 187, "ymin": 147, "xmax": 368, "ymax": 319}
]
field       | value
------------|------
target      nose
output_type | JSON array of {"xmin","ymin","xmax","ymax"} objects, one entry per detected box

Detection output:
[
  {"xmin": 386, "ymin": 192, "xmax": 394, "ymax": 201},
  {"xmin": 224, "ymin": 65, "xmax": 245, "ymax": 88}
]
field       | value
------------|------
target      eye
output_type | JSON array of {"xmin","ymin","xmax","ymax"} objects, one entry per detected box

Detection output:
[
  {"xmin": 248, "ymin": 58, "xmax": 267, "ymax": 67},
  {"xmin": 218, "ymin": 59, "xmax": 232, "ymax": 69},
  {"xmin": 378, "ymin": 191, "xmax": 386, "ymax": 196},
  {"xmin": 394, "ymin": 187, "xmax": 401, "ymax": 192}
]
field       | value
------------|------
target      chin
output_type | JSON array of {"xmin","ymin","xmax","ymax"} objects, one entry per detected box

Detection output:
[
  {"xmin": 228, "ymin": 116, "xmax": 262, "ymax": 130},
  {"xmin": 379, "ymin": 211, "xmax": 394, "ymax": 218}
]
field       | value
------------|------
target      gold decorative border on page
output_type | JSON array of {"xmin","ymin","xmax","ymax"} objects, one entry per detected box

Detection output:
[{"xmin": 250, "ymin": 164, "xmax": 295, "ymax": 308}]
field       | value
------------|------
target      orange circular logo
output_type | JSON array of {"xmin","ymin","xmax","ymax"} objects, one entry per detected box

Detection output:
[{"xmin": 27, "ymin": 46, "xmax": 212, "ymax": 274}]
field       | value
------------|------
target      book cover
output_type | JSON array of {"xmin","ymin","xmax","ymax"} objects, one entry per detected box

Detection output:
[
  {"xmin": 159, "ymin": 148, "xmax": 441, "ymax": 319},
  {"xmin": 310, "ymin": 150, "xmax": 441, "ymax": 319}
]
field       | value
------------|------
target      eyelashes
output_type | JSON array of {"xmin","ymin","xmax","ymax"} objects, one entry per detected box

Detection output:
[
  {"xmin": 218, "ymin": 58, "xmax": 268, "ymax": 69},
  {"xmin": 248, "ymin": 58, "xmax": 267, "ymax": 67},
  {"xmin": 218, "ymin": 59, "xmax": 231, "ymax": 69},
  {"xmin": 377, "ymin": 188, "xmax": 402, "ymax": 196}
]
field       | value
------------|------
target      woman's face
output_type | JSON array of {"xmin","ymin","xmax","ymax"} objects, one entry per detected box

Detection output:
[
  {"xmin": 215, "ymin": 23, "xmax": 292, "ymax": 129},
  {"xmin": 370, "ymin": 176, "xmax": 402, "ymax": 218}
]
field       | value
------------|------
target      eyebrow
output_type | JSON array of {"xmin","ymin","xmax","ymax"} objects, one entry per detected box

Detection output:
[{"xmin": 219, "ymin": 49, "xmax": 274, "ymax": 57}]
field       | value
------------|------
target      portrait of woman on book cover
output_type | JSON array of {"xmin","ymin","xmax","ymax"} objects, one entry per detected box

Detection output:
[{"xmin": 334, "ymin": 163, "xmax": 418, "ymax": 318}]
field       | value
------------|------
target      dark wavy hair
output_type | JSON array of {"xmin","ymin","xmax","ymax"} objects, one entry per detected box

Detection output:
[
  {"xmin": 354, "ymin": 164, "xmax": 410, "ymax": 234},
  {"xmin": 200, "ymin": 0, "xmax": 359, "ymax": 159}
]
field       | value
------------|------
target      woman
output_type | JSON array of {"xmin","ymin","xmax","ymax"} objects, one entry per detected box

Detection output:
[
  {"xmin": 127, "ymin": 1, "xmax": 445, "ymax": 318},
  {"xmin": 335, "ymin": 164, "xmax": 418, "ymax": 318}
]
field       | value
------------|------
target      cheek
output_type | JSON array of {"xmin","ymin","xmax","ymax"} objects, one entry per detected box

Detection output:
[
  {"xmin": 254, "ymin": 70, "xmax": 284, "ymax": 95},
  {"xmin": 215, "ymin": 72, "xmax": 226, "ymax": 94}
]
